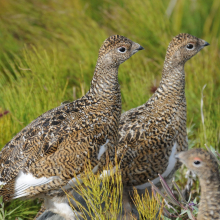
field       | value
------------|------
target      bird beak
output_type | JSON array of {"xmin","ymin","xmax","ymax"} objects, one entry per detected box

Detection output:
[
  {"xmin": 138, "ymin": 45, "xmax": 144, "ymax": 50},
  {"xmin": 203, "ymin": 41, "xmax": 210, "ymax": 47},
  {"xmin": 131, "ymin": 43, "xmax": 144, "ymax": 55}
]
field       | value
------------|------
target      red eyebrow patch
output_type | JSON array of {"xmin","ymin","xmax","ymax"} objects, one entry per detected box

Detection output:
[{"xmin": 193, "ymin": 157, "xmax": 202, "ymax": 161}]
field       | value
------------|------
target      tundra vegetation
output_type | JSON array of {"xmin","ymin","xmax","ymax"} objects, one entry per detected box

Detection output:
[{"xmin": 0, "ymin": 0, "xmax": 220, "ymax": 219}]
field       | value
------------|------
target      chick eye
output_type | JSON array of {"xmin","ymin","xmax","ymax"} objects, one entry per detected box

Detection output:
[
  {"xmin": 186, "ymin": 44, "xmax": 194, "ymax": 50},
  {"xmin": 193, "ymin": 160, "xmax": 201, "ymax": 165},
  {"xmin": 118, "ymin": 47, "xmax": 126, "ymax": 53}
]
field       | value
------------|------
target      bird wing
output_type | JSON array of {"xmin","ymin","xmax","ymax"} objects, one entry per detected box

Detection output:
[
  {"xmin": 117, "ymin": 104, "xmax": 177, "ymax": 185},
  {"xmin": 2, "ymin": 120, "xmax": 109, "ymax": 200},
  {"xmin": 0, "ymin": 96, "xmax": 102, "ymax": 183}
]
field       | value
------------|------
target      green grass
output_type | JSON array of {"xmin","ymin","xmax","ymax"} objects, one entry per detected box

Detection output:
[{"xmin": 0, "ymin": 0, "xmax": 220, "ymax": 219}]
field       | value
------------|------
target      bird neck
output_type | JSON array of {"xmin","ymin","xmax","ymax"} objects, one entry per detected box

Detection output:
[
  {"xmin": 198, "ymin": 172, "xmax": 220, "ymax": 219},
  {"xmin": 200, "ymin": 168, "xmax": 220, "ymax": 188},
  {"xmin": 160, "ymin": 60, "xmax": 185, "ymax": 95},
  {"xmin": 200, "ymin": 171, "xmax": 220, "ymax": 192},
  {"xmin": 89, "ymin": 60, "xmax": 120, "ymax": 96},
  {"xmin": 148, "ymin": 59, "xmax": 186, "ymax": 109}
]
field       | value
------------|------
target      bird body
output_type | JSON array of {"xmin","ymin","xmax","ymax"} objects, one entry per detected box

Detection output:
[
  {"xmin": 36, "ymin": 34, "xmax": 209, "ymax": 220},
  {"xmin": 176, "ymin": 148, "xmax": 220, "ymax": 220},
  {"xmin": 116, "ymin": 33, "xmax": 209, "ymax": 192},
  {"xmin": 0, "ymin": 35, "xmax": 143, "ymax": 219}
]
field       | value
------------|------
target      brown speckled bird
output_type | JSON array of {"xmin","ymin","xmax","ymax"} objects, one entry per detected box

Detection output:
[
  {"xmin": 115, "ymin": 34, "xmax": 209, "ymax": 204},
  {"xmin": 176, "ymin": 148, "xmax": 220, "ymax": 220},
  {"xmin": 0, "ymin": 35, "xmax": 143, "ymax": 219}
]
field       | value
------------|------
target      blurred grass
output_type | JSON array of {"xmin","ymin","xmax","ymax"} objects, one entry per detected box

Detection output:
[{"xmin": 0, "ymin": 0, "xmax": 220, "ymax": 219}]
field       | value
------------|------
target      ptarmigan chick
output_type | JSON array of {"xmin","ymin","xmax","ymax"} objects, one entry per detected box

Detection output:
[
  {"xmin": 0, "ymin": 35, "xmax": 144, "ymax": 220},
  {"xmin": 115, "ymin": 33, "xmax": 209, "ymax": 211},
  {"xmin": 176, "ymin": 148, "xmax": 220, "ymax": 220}
]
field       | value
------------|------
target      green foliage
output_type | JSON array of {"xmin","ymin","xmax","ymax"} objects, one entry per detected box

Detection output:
[
  {"xmin": 1, "ymin": 0, "xmax": 220, "ymax": 149},
  {"xmin": 65, "ymin": 161, "xmax": 123, "ymax": 219},
  {"xmin": 150, "ymin": 175, "xmax": 198, "ymax": 220},
  {"xmin": 0, "ymin": 196, "xmax": 40, "ymax": 220},
  {"xmin": 0, "ymin": 0, "xmax": 220, "ymax": 219}
]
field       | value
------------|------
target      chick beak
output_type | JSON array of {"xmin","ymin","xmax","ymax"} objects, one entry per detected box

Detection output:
[{"xmin": 203, "ymin": 41, "xmax": 210, "ymax": 47}]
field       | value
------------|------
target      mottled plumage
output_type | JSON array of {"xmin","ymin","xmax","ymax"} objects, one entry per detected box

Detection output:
[
  {"xmin": 37, "ymin": 34, "xmax": 209, "ymax": 220},
  {"xmin": 0, "ymin": 35, "xmax": 143, "ymax": 219},
  {"xmin": 116, "ymin": 34, "xmax": 209, "ymax": 191},
  {"xmin": 176, "ymin": 148, "xmax": 220, "ymax": 220}
]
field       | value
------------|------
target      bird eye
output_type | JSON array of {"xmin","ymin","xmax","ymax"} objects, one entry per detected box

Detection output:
[
  {"xmin": 193, "ymin": 160, "xmax": 201, "ymax": 166},
  {"xmin": 186, "ymin": 44, "xmax": 194, "ymax": 50},
  {"xmin": 118, "ymin": 47, "xmax": 126, "ymax": 53}
]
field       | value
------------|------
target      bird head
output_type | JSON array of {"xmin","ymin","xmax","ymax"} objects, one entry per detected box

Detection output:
[
  {"xmin": 175, "ymin": 148, "xmax": 219, "ymax": 179},
  {"xmin": 98, "ymin": 35, "xmax": 144, "ymax": 66},
  {"xmin": 165, "ymin": 33, "xmax": 209, "ymax": 65}
]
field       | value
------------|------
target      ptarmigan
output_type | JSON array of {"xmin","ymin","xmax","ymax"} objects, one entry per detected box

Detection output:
[
  {"xmin": 115, "ymin": 33, "xmax": 209, "ymax": 211},
  {"xmin": 176, "ymin": 148, "xmax": 220, "ymax": 220},
  {"xmin": 0, "ymin": 35, "xmax": 144, "ymax": 219}
]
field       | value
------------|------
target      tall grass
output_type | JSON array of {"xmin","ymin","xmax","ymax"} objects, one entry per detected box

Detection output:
[{"xmin": 0, "ymin": 0, "xmax": 220, "ymax": 219}]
